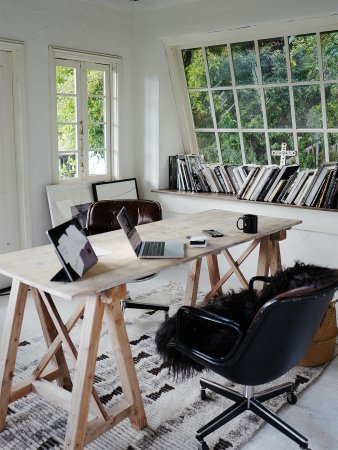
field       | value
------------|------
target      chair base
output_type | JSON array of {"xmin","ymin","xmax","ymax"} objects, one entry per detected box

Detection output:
[
  {"xmin": 196, "ymin": 376, "xmax": 310, "ymax": 450},
  {"xmin": 121, "ymin": 298, "xmax": 169, "ymax": 320}
]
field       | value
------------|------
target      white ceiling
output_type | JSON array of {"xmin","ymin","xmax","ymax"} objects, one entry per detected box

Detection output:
[{"xmin": 87, "ymin": 0, "xmax": 201, "ymax": 12}]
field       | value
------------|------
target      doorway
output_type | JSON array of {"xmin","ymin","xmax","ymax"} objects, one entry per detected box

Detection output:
[{"xmin": 0, "ymin": 43, "xmax": 30, "ymax": 289}]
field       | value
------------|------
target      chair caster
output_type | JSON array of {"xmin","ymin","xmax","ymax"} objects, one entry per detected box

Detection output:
[
  {"xmin": 287, "ymin": 392, "xmax": 297, "ymax": 405},
  {"xmin": 201, "ymin": 388, "xmax": 207, "ymax": 400},
  {"xmin": 197, "ymin": 439, "xmax": 209, "ymax": 450}
]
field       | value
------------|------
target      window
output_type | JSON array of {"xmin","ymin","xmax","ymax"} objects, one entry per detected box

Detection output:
[
  {"xmin": 176, "ymin": 29, "xmax": 337, "ymax": 169},
  {"xmin": 50, "ymin": 48, "xmax": 120, "ymax": 182}
]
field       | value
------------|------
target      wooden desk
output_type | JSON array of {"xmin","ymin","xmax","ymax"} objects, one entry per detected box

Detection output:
[{"xmin": 0, "ymin": 209, "xmax": 301, "ymax": 449}]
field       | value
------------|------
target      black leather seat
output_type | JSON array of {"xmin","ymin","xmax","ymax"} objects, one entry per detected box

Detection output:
[
  {"xmin": 87, "ymin": 199, "xmax": 169, "ymax": 319},
  {"xmin": 169, "ymin": 271, "xmax": 338, "ymax": 450}
]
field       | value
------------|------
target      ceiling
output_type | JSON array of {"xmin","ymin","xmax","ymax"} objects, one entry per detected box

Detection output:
[{"xmin": 88, "ymin": 0, "xmax": 202, "ymax": 12}]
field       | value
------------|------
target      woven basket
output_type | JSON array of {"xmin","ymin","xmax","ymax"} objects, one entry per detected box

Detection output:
[{"xmin": 299, "ymin": 299, "xmax": 338, "ymax": 367}]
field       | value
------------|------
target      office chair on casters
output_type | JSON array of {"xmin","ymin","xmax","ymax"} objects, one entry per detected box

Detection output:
[
  {"xmin": 86, "ymin": 199, "xmax": 169, "ymax": 320},
  {"xmin": 170, "ymin": 273, "xmax": 338, "ymax": 450}
]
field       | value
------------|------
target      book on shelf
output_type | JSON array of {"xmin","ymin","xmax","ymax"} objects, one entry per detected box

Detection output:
[
  {"xmin": 251, "ymin": 165, "xmax": 278, "ymax": 202},
  {"xmin": 177, "ymin": 157, "xmax": 191, "ymax": 191},
  {"xmin": 294, "ymin": 171, "xmax": 316, "ymax": 206},
  {"xmin": 284, "ymin": 170, "xmax": 309, "ymax": 205},
  {"xmin": 220, "ymin": 165, "xmax": 235, "ymax": 193},
  {"xmin": 315, "ymin": 170, "xmax": 333, "ymax": 208},
  {"xmin": 224, "ymin": 165, "xmax": 241, "ymax": 194},
  {"xmin": 276, "ymin": 172, "xmax": 299, "ymax": 203},
  {"xmin": 236, "ymin": 166, "xmax": 260, "ymax": 199},
  {"xmin": 245, "ymin": 166, "xmax": 266, "ymax": 200},
  {"xmin": 256, "ymin": 167, "xmax": 281, "ymax": 202},
  {"xmin": 201, "ymin": 165, "xmax": 221, "ymax": 193},
  {"xmin": 233, "ymin": 166, "xmax": 245, "ymax": 190},
  {"xmin": 214, "ymin": 165, "xmax": 228, "ymax": 193},
  {"xmin": 329, "ymin": 181, "xmax": 338, "ymax": 209},
  {"xmin": 267, "ymin": 179, "xmax": 287, "ymax": 202},
  {"xmin": 323, "ymin": 165, "xmax": 338, "ymax": 208},
  {"xmin": 303, "ymin": 163, "xmax": 338, "ymax": 207},
  {"xmin": 168, "ymin": 155, "xmax": 178, "ymax": 189},
  {"xmin": 311, "ymin": 169, "xmax": 333, "ymax": 207},
  {"xmin": 238, "ymin": 166, "xmax": 249, "ymax": 183},
  {"xmin": 263, "ymin": 164, "xmax": 299, "ymax": 202}
]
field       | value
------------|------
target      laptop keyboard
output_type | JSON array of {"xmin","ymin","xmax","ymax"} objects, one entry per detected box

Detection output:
[{"xmin": 142, "ymin": 241, "xmax": 165, "ymax": 257}]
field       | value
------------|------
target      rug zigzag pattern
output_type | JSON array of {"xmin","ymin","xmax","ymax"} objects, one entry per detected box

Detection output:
[{"xmin": 0, "ymin": 282, "xmax": 329, "ymax": 450}]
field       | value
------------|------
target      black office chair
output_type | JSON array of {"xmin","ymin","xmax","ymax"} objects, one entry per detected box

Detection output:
[
  {"xmin": 169, "ymin": 272, "xmax": 338, "ymax": 450},
  {"xmin": 86, "ymin": 199, "xmax": 169, "ymax": 319}
]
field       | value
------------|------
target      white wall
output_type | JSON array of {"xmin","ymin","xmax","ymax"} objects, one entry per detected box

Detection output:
[
  {"xmin": 0, "ymin": 0, "xmax": 134, "ymax": 246},
  {"xmin": 132, "ymin": 0, "xmax": 338, "ymax": 269}
]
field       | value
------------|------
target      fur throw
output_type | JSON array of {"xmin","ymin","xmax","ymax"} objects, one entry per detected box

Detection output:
[{"xmin": 155, "ymin": 262, "xmax": 338, "ymax": 379}]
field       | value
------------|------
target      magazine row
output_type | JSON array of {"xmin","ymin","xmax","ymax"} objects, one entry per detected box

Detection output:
[{"xmin": 168, "ymin": 155, "xmax": 338, "ymax": 209}]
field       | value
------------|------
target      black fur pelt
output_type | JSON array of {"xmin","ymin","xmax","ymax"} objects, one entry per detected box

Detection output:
[{"xmin": 155, "ymin": 261, "xmax": 338, "ymax": 379}]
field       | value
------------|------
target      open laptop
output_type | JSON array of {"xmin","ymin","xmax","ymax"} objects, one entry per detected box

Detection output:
[
  {"xmin": 116, "ymin": 206, "xmax": 184, "ymax": 259},
  {"xmin": 47, "ymin": 219, "xmax": 98, "ymax": 282}
]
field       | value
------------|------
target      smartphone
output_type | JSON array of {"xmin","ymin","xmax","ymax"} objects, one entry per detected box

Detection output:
[{"xmin": 203, "ymin": 229, "xmax": 224, "ymax": 238}]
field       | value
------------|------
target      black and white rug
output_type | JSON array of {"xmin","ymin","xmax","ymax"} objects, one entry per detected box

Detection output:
[{"xmin": 0, "ymin": 282, "xmax": 332, "ymax": 450}]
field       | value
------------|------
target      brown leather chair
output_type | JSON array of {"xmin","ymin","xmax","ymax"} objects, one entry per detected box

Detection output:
[{"xmin": 86, "ymin": 199, "xmax": 169, "ymax": 319}]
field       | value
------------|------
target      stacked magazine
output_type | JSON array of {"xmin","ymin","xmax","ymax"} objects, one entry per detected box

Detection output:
[{"xmin": 168, "ymin": 155, "xmax": 338, "ymax": 209}]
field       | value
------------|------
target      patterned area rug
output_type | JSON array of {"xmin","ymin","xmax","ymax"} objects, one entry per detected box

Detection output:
[{"xmin": 0, "ymin": 282, "xmax": 331, "ymax": 450}]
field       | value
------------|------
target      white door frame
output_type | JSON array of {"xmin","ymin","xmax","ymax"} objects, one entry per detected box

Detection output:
[{"xmin": 0, "ymin": 39, "xmax": 31, "ymax": 249}]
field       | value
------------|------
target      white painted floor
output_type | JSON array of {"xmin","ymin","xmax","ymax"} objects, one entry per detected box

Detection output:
[{"xmin": 0, "ymin": 261, "xmax": 337, "ymax": 450}]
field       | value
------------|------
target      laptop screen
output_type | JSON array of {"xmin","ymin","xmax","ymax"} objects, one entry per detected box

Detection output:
[
  {"xmin": 47, "ymin": 219, "xmax": 98, "ymax": 281},
  {"xmin": 116, "ymin": 207, "xmax": 142, "ymax": 255}
]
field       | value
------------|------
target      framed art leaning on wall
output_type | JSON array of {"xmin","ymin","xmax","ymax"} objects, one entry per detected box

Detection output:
[
  {"xmin": 46, "ymin": 183, "xmax": 94, "ymax": 227},
  {"xmin": 92, "ymin": 178, "xmax": 139, "ymax": 201}
]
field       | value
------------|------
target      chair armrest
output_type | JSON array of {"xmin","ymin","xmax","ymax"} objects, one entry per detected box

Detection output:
[
  {"xmin": 249, "ymin": 276, "xmax": 273, "ymax": 291},
  {"xmin": 175, "ymin": 306, "xmax": 241, "ymax": 336},
  {"xmin": 169, "ymin": 306, "xmax": 243, "ymax": 366}
]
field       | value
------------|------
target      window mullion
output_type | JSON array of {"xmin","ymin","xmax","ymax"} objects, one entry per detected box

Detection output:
[
  {"xmin": 284, "ymin": 35, "xmax": 299, "ymax": 164},
  {"xmin": 79, "ymin": 62, "xmax": 88, "ymax": 179},
  {"xmin": 317, "ymin": 32, "xmax": 329, "ymax": 160},
  {"xmin": 254, "ymin": 40, "xmax": 271, "ymax": 164},
  {"xmin": 227, "ymin": 43, "xmax": 246, "ymax": 164},
  {"xmin": 202, "ymin": 47, "xmax": 221, "ymax": 163}
]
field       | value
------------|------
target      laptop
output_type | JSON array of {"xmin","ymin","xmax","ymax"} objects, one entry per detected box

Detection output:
[
  {"xmin": 116, "ymin": 206, "xmax": 184, "ymax": 259},
  {"xmin": 47, "ymin": 219, "xmax": 98, "ymax": 282}
]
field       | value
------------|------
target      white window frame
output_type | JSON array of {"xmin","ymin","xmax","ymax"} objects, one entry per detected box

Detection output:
[
  {"xmin": 0, "ymin": 39, "xmax": 31, "ymax": 248},
  {"xmin": 49, "ymin": 46, "xmax": 121, "ymax": 184},
  {"xmin": 163, "ymin": 15, "xmax": 338, "ymax": 164}
]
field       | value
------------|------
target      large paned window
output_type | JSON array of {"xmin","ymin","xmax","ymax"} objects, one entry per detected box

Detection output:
[
  {"xmin": 179, "ymin": 29, "xmax": 337, "ymax": 169},
  {"xmin": 51, "ymin": 49, "xmax": 120, "ymax": 182}
]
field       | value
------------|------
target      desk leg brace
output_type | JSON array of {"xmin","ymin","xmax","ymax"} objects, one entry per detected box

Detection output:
[
  {"xmin": 0, "ymin": 280, "xmax": 29, "ymax": 430},
  {"xmin": 31, "ymin": 288, "xmax": 72, "ymax": 391},
  {"xmin": 203, "ymin": 231, "xmax": 286, "ymax": 300}
]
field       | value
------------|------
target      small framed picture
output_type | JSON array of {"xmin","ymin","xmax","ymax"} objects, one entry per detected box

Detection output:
[{"xmin": 92, "ymin": 178, "xmax": 139, "ymax": 202}]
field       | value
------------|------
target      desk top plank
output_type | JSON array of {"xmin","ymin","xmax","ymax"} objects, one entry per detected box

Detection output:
[{"xmin": 0, "ymin": 210, "xmax": 301, "ymax": 301}]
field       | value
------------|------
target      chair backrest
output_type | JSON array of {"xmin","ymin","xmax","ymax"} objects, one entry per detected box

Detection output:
[
  {"xmin": 86, "ymin": 199, "xmax": 162, "ymax": 236},
  {"xmin": 217, "ymin": 280, "xmax": 338, "ymax": 386}
]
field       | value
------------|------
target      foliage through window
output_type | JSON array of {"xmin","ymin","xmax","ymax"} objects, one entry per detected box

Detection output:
[
  {"xmin": 52, "ymin": 51, "xmax": 118, "ymax": 182},
  {"xmin": 181, "ymin": 30, "xmax": 338, "ymax": 169}
]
